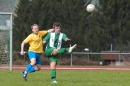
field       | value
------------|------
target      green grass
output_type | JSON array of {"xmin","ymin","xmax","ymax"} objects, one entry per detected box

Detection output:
[{"xmin": 0, "ymin": 70, "xmax": 130, "ymax": 86}]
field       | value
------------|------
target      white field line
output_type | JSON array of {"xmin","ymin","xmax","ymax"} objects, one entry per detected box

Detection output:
[{"xmin": 0, "ymin": 66, "xmax": 130, "ymax": 70}]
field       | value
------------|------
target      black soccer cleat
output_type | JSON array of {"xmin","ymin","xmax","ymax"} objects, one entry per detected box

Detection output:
[{"xmin": 22, "ymin": 71, "xmax": 27, "ymax": 81}]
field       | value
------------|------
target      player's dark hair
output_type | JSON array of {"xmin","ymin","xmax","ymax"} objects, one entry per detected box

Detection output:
[{"xmin": 53, "ymin": 22, "xmax": 62, "ymax": 28}]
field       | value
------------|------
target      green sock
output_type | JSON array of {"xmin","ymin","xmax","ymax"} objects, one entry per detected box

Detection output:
[
  {"xmin": 58, "ymin": 48, "xmax": 69, "ymax": 54},
  {"xmin": 65, "ymin": 48, "xmax": 69, "ymax": 52},
  {"xmin": 50, "ymin": 69, "xmax": 56, "ymax": 81}
]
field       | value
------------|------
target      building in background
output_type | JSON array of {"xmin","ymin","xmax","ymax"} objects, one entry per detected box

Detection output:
[
  {"xmin": 0, "ymin": 0, "xmax": 19, "ymax": 25},
  {"xmin": 0, "ymin": 0, "xmax": 19, "ymax": 13}
]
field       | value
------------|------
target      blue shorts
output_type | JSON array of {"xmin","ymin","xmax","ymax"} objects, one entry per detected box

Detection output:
[{"xmin": 28, "ymin": 51, "xmax": 41, "ymax": 64}]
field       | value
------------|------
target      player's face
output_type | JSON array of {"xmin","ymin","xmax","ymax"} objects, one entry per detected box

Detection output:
[
  {"xmin": 54, "ymin": 26, "xmax": 61, "ymax": 34},
  {"xmin": 32, "ymin": 25, "xmax": 39, "ymax": 34}
]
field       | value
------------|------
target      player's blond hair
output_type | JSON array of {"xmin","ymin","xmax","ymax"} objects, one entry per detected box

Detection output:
[{"xmin": 31, "ymin": 24, "xmax": 39, "ymax": 29}]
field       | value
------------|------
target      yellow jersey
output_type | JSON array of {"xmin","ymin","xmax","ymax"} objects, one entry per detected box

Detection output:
[{"xmin": 23, "ymin": 30, "xmax": 48, "ymax": 53}]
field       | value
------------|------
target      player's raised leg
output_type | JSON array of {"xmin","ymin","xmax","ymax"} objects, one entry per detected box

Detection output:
[{"xmin": 52, "ymin": 44, "xmax": 77, "ymax": 55}]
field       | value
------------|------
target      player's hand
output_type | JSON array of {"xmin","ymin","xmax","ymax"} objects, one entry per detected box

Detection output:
[
  {"xmin": 48, "ymin": 29, "xmax": 54, "ymax": 33},
  {"xmin": 20, "ymin": 51, "xmax": 25, "ymax": 55},
  {"xmin": 43, "ymin": 41, "xmax": 47, "ymax": 44},
  {"xmin": 65, "ymin": 38, "xmax": 71, "ymax": 41}
]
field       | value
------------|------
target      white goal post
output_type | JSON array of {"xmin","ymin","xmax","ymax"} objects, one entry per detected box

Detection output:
[{"xmin": 0, "ymin": 12, "xmax": 13, "ymax": 71}]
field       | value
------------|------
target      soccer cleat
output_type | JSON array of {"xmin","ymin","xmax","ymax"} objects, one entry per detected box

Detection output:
[
  {"xmin": 22, "ymin": 71, "xmax": 27, "ymax": 81},
  {"xmin": 51, "ymin": 80, "xmax": 58, "ymax": 83},
  {"xmin": 68, "ymin": 44, "xmax": 77, "ymax": 53}
]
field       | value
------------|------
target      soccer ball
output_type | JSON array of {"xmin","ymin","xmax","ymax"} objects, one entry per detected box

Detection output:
[{"xmin": 86, "ymin": 4, "xmax": 95, "ymax": 12}]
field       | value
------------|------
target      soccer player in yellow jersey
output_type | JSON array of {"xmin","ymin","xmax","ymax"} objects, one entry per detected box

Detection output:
[{"xmin": 20, "ymin": 24, "xmax": 54, "ymax": 81}]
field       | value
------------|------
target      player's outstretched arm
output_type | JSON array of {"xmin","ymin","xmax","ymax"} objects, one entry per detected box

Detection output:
[
  {"xmin": 20, "ymin": 42, "xmax": 25, "ymax": 55},
  {"xmin": 65, "ymin": 38, "xmax": 71, "ymax": 41},
  {"xmin": 47, "ymin": 29, "xmax": 54, "ymax": 33}
]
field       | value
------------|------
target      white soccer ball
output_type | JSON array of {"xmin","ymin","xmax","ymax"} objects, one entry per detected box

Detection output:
[{"xmin": 86, "ymin": 4, "xmax": 95, "ymax": 12}]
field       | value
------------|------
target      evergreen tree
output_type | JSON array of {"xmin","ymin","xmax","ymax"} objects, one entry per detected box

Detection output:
[
  {"xmin": 13, "ymin": 0, "xmax": 32, "ymax": 51},
  {"xmin": 38, "ymin": 0, "xmax": 64, "ymax": 29},
  {"xmin": 13, "ymin": 0, "xmax": 88, "ymax": 52},
  {"xmin": 85, "ymin": 0, "xmax": 130, "ymax": 52},
  {"xmin": 62, "ymin": 0, "xmax": 88, "ymax": 51}
]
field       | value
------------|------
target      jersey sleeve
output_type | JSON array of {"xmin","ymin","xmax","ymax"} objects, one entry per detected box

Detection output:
[
  {"xmin": 43, "ymin": 33, "xmax": 50, "ymax": 42},
  {"xmin": 23, "ymin": 34, "xmax": 32, "ymax": 44},
  {"xmin": 62, "ymin": 33, "xmax": 67, "ymax": 41},
  {"xmin": 39, "ymin": 30, "xmax": 48, "ymax": 36}
]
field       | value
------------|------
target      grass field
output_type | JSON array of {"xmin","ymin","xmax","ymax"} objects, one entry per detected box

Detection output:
[{"xmin": 0, "ymin": 70, "xmax": 130, "ymax": 86}]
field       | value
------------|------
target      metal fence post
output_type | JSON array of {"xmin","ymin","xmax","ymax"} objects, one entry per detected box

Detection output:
[
  {"xmin": 10, "ymin": 13, "xmax": 13, "ymax": 71},
  {"xmin": 119, "ymin": 53, "xmax": 121, "ymax": 66},
  {"xmin": 88, "ymin": 54, "xmax": 89, "ymax": 62},
  {"xmin": 71, "ymin": 53, "xmax": 73, "ymax": 66},
  {"xmin": 24, "ymin": 52, "xmax": 26, "ymax": 65}
]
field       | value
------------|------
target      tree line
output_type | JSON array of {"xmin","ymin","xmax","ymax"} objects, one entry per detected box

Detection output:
[{"xmin": 13, "ymin": 0, "xmax": 130, "ymax": 53}]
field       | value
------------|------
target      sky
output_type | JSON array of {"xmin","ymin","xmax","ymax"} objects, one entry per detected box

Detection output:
[{"xmin": 0, "ymin": 0, "xmax": 19, "ymax": 25}]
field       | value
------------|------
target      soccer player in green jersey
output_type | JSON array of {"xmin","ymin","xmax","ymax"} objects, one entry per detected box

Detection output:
[
  {"xmin": 43, "ymin": 22, "xmax": 77, "ymax": 83},
  {"xmin": 20, "ymin": 24, "xmax": 54, "ymax": 81}
]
